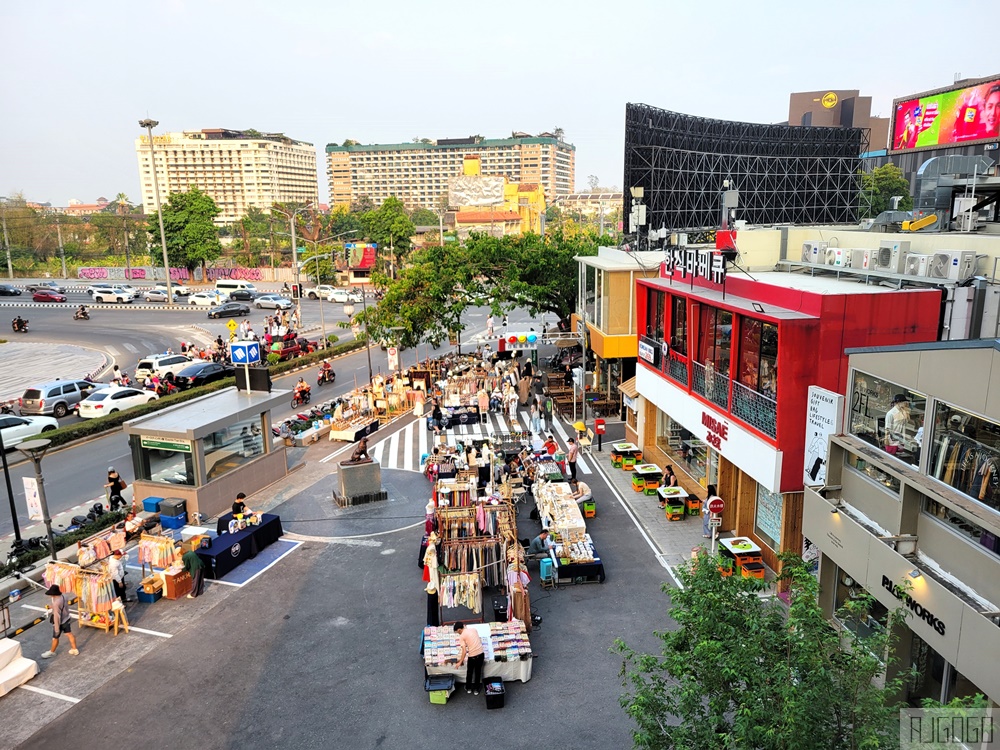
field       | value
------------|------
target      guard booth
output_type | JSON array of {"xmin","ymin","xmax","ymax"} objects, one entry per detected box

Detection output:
[{"xmin": 123, "ymin": 386, "xmax": 290, "ymax": 521}]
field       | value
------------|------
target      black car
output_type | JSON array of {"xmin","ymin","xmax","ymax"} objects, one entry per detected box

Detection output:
[
  {"xmin": 0, "ymin": 284, "xmax": 22, "ymax": 296},
  {"xmin": 173, "ymin": 362, "xmax": 236, "ymax": 390},
  {"xmin": 207, "ymin": 302, "xmax": 251, "ymax": 319},
  {"xmin": 228, "ymin": 289, "xmax": 259, "ymax": 302}
]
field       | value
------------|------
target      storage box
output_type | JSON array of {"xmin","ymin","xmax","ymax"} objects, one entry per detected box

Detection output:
[
  {"xmin": 158, "ymin": 498, "xmax": 187, "ymax": 517},
  {"xmin": 160, "ymin": 512, "xmax": 187, "ymax": 530},
  {"xmin": 141, "ymin": 576, "xmax": 164, "ymax": 594},
  {"xmin": 539, "ymin": 558, "xmax": 553, "ymax": 582},
  {"xmin": 484, "ymin": 677, "xmax": 505, "ymax": 709},
  {"xmin": 741, "ymin": 562, "xmax": 766, "ymax": 580},
  {"xmin": 180, "ymin": 535, "xmax": 208, "ymax": 554},
  {"xmin": 137, "ymin": 588, "xmax": 162, "ymax": 604},
  {"xmin": 142, "ymin": 496, "xmax": 163, "ymax": 513}
]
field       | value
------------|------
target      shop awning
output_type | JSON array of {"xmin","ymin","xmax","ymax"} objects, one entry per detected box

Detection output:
[{"xmin": 618, "ymin": 376, "xmax": 638, "ymax": 398}]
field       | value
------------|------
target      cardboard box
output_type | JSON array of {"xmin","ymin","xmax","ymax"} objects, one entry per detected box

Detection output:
[{"xmin": 141, "ymin": 576, "xmax": 164, "ymax": 594}]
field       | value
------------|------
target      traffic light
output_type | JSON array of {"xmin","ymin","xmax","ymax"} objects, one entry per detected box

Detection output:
[{"xmin": 290, "ymin": 283, "xmax": 301, "ymax": 299}]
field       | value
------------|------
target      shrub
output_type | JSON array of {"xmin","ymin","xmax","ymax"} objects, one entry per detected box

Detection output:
[
  {"xmin": 0, "ymin": 510, "xmax": 127, "ymax": 580},
  {"xmin": 267, "ymin": 352, "xmax": 281, "ymax": 366},
  {"xmin": 326, "ymin": 334, "xmax": 339, "ymax": 345}
]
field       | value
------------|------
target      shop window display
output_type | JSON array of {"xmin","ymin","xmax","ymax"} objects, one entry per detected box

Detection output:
[
  {"xmin": 833, "ymin": 565, "xmax": 888, "ymax": 642},
  {"xmin": 846, "ymin": 452, "xmax": 901, "ymax": 494},
  {"xmin": 849, "ymin": 371, "xmax": 925, "ymax": 465},
  {"xmin": 929, "ymin": 402, "xmax": 1000, "ymax": 514},
  {"xmin": 923, "ymin": 496, "xmax": 1000, "ymax": 557},
  {"xmin": 754, "ymin": 485, "xmax": 782, "ymax": 551},
  {"xmin": 737, "ymin": 318, "xmax": 777, "ymax": 399},
  {"xmin": 655, "ymin": 409, "xmax": 713, "ymax": 484}
]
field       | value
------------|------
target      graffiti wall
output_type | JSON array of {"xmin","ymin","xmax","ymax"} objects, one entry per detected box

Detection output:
[{"xmin": 76, "ymin": 266, "xmax": 295, "ymax": 283}]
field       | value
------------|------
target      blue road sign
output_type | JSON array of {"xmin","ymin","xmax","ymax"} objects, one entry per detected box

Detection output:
[{"xmin": 230, "ymin": 342, "xmax": 261, "ymax": 365}]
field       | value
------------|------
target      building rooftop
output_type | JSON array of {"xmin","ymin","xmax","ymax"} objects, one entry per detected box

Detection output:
[
  {"xmin": 326, "ymin": 136, "xmax": 575, "ymax": 153},
  {"xmin": 743, "ymin": 270, "xmax": 913, "ymax": 295},
  {"xmin": 577, "ymin": 247, "xmax": 662, "ymax": 272},
  {"xmin": 122, "ymin": 387, "xmax": 290, "ymax": 440}
]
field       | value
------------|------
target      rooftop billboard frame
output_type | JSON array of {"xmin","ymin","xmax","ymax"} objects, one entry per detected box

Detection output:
[{"xmin": 890, "ymin": 75, "xmax": 1000, "ymax": 153}]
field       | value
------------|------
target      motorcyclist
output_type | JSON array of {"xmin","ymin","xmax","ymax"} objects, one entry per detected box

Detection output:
[
  {"xmin": 294, "ymin": 377, "xmax": 311, "ymax": 399},
  {"xmin": 12, "ymin": 316, "xmax": 25, "ymax": 332},
  {"xmin": 75, "ymin": 305, "xmax": 88, "ymax": 320},
  {"xmin": 319, "ymin": 359, "xmax": 334, "ymax": 383},
  {"xmin": 282, "ymin": 282, "xmax": 291, "ymax": 294}
]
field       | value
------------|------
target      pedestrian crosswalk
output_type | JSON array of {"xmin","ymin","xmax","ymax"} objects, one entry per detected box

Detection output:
[{"xmin": 370, "ymin": 410, "xmax": 592, "ymax": 476}]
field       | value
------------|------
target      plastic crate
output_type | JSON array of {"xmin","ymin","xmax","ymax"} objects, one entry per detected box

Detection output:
[
  {"xmin": 136, "ymin": 588, "xmax": 162, "ymax": 604},
  {"xmin": 142, "ymin": 496, "xmax": 163, "ymax": 513},
  {"xmin": 160, "ymin": 512, "xmax": 187, "ymax": 530},
  {"xmin": 429, "ymin": 690, "xmax": 449, "ymax": 704},
  {"xmin": 484, "ymin": 677, "xmax": 505, "ymax": 709},
  {"xmin": 158, "ymin": 498, "xmax": 187, "ymax": 517}
]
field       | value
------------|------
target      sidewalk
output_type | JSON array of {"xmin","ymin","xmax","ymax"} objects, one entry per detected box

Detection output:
[{"xmin": 0, "ymin": 342, "xmax": 109, "ymax": 401}]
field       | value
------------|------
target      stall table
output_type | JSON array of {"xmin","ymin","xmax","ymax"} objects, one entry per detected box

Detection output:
[
  {"xmin": 200, "ymin": 513, "xmax": 284, "ymax": 579},
  {"xmin": 610, "ymin": 442, "xmax": 642, "ymax": 469},
  {"xmin": 555, "ymin": 550, "xmax": 606, "ymax": 584},
  {"xmin": 718, "ymin": 537, "xmax": 764, "ymax": 574},
  {"xmin": 657, "ymin": 486, "xmax": 688, "ymax": 520},
  {"xmin": 631, "ymin": 463, "xmax": 663, "ymax": 495},
  {"xmin": 534, "ymin": 482, "xmax": 586, "ymax": 538},
  {"xmin": 423, "ymin": 623, "xmax": 533, "ymax": 684}
]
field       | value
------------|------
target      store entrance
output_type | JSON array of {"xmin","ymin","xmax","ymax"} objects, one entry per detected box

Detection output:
[{"xmin": 907, "ymin": 633, "xmax": 983, "ymax": 706}]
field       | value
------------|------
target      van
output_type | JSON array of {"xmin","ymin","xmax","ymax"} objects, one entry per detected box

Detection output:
[
  {"xmin": 20, "ymin": 379, "xmax": 100, "ymax": 418},
  {"xmin": 135, "ymin": 354, "xmax": 202, "ymax": 380},
  {"xmin": 215, "ymin": 280, "xmax": 258, "ymax": 293}
]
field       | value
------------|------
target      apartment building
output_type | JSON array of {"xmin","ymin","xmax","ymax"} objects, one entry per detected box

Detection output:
[
  {"xmin": 135, "ymin": 128, "xmax": 318, "ymax": 225},
  {"xmin": 326, "ymin": 134, "xmax": 575, "ymax": 209}
]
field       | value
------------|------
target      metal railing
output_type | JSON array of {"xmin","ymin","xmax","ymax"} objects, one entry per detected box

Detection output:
[
  {"xmin": 666, "ymin": 353, "xmax": 688, "ymax": 386},
  {"xmin": 731, "ymin": 380, "xmax": 778, "ymax": 438},
  {"xmin": 691, "ymin": 361, "xmax": 730, "ymax": 410}
]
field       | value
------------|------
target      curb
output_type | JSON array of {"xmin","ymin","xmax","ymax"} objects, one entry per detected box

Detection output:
[{"xmin": 0, "ymin": 302, "xmax": 214, "ymax": 313}]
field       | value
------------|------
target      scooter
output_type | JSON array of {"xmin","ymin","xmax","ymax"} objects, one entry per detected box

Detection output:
[
  {"xmin": 11, "ymin": 318, "xmax": 28, "ymax": 333},
  {"xmin": 0, "ymin": 400, "xmax": 15, "ymax": 415},
  {"xmin": 73, "ymin": 309, "xmax": 90, "ymax": 320},
  {"xmin": 317, "ymin": 368, "xmax": 336, "ymax": 386}
]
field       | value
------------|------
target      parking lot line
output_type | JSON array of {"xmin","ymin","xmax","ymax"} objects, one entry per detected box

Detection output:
[
  {"xmin": 18, "ymin": 684, "xmax": 80, "ymax": 704},
  {"xmin": 20, "ymin": 604, "xmax": 173, "ymax": 638}
]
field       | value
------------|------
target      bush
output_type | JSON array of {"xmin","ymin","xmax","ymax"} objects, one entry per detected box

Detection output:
[
  {"xmin": 327, "ymin": 334, "xmax": 339, "ymax": 345},
  {"xmin": 0, "ymin": 510, "xmax": 127, "ymax": 580},
  {"xmin": 269, "ymin": 339, "xmax": 366, "ymax": 376},
  {"xmin": 267, "ymin": 352, "xmax": 281, "ymax": 366}
]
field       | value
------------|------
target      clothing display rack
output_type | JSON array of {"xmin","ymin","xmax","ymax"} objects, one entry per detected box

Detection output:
[
  {"xmin": 76, "ymin": 528, "xmax": 128, "ymax": 567},
  {"xmin": 44, "ymin": 561, "xmax": 129, "ymax": 635},
  {"xmin": 932, "ymin": 430, "xmax": 1000, "ymax": 509},
  {"xmin": 137, "ymin": 533, "xmax": 179, "ymax": 576},
  {"xmin": 438, "ymin": 571, "xmax": 483, "ymax": 621},
  {"xmin": 440, "ymin": 539, "xmax": 506, "ymax": 588}
]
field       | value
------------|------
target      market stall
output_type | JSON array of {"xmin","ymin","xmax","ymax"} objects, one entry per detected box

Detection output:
[
  {"xmin": 553, "ymin": 533, "xmax": 606, "ymax": 584},
  {"xmin": 199, "ymin": 512, "xmax": 283, "ymax": 579},
  {"xmin": 534, "ymin": 480, "xmax": 587, "ymax": 539},
  {"xmin": 44, "ymin": 560, "xmax": 128, "ymax": 635},
  {"xmin": 423, "ymin": 621, "xmax": 533, "ymax": 684}
]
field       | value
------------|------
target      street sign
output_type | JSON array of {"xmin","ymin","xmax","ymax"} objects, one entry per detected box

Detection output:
[
  {"xmin": 709, "ymin": 517, "xmax": 722, "ymax": 527},
  {"xmin": 140, "ymin": 437, "xmax": 192, "ymax": 453},
  {"xmin": 387, "ymin": 346, "xmax": 399, "ymax": 372},
  {"xmin": 22, "ymin": 477, "xmax": 42, "ymax": 522},
  {"xmin": 708, "ymin": 497, "xmax": 725, "ymax": 514},
  {"xmin": 226, "ymin": 319, "xmax": 238, "ymax": 333},
  {"xmin": 230, "ymin": 341, "xmax": 261, "ymax": 365}
]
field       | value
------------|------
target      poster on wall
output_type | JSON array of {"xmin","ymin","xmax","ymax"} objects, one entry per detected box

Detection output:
[{"xmin": 804, "ymin": 385, "xmax": 844, "ymax": 487}]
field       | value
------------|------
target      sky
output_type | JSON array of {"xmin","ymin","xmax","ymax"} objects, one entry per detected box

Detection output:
[{"xmin": 3, "ymin": 0, "xmax": 998, "ymax": 207}]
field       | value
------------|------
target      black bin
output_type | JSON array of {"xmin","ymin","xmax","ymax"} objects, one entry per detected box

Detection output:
[
  {"xmin": 159, "ymin": 498, "xmax": 187, "ymax": 517},
  {"xmin": 484, "ymin": 677, "xmax": 505, "ymax": 709},
  {"xmin": 492, "ymin": 596, "xmax": 508, "ymax": 622},
  {"xmin": 424, "ymin": 674, "xmax": 455, "ymax": 692}
]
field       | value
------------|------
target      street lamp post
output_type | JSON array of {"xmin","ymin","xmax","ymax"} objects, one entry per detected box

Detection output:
[
  {"xmin": 344, "ymin": 300, "xmax": 374, "ymax": 385},
  {"xmin": 0, "ymin": 430, "xmax": 22, "ymax": 544},
  {"xmin": 17, "ymin": 439, "xmax": 57, "ymax": 562},
  {"xmin": 138, "ymin": 119, "xmax": 174, "ymax": 305},
  {"xmin": 1, "ymin": 196, "xmax": 13, "ymax": 280},
  {"xmin": 278, "ymin": 203, "xmax": 313, "ymax": 321}
]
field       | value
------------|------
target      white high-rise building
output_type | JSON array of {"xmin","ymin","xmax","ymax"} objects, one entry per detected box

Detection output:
[{"xmin": 135, "ymin": 128, "xmax": 318, "ymax": 225}]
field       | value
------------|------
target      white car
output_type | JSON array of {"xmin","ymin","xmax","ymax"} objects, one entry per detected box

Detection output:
[
  {"xmin": 255, "ymin": 294, "xmax": 294, "ymax": 310},
  {"xmin": 188, "ymin": 291, "xmax": 226, "ymax": 306},
  {"xmin": 305, "ymin": 285, "xmax": 337, "ymax": 300},
  {"xmin": 144, "ymin": 288, "xmax": 168, "ymax": 302},
  {"xmin": 155, "ymin": 282, "xmax": 192, "ymax": 297},
  {"xmin": 93, "ymin": 287, "xmax": 136, "ymax": 304},
  {"xmin": 0, "ymin": 414, "xmax": 59, "ymax": 447},
  {"xmin": 77, "ymin": 387, "xmax": 158, "ymax": 419},
  {"xmin": 326, "ymin": 288, "xmax": 363, "ymax": 304},
  {"xmin": 135, "ymin": 354, "xmax": 204, "ymax": 380}
]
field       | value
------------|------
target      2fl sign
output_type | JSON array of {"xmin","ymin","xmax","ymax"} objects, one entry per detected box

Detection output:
[
  {"xmin": 230, "ymin": 342, "xmax": 261, "ymax": 365},
  {"xmin": 663, "ymin": 247, "xmax": 727, "ymax": 286}
]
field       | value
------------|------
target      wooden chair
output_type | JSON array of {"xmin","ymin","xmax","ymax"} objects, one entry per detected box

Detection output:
[{"xmin": 578, "ymin": 428, "xmax": 594, "ymax": 454}]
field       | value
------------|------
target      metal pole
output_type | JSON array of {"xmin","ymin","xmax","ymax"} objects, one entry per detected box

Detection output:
[
  {"xmin": 1, "ymin": 207, "xmax": 12, "ymax": 280},
  {"xmin": 290, "ymin": 210, "xmax": 300, "ymax": 321},
  {"xmin": 29, "ymin": 456, "xmax": 57, "ymax": 562},
  {"xmin": 439, "ymin": 213, "xmax": 444, "ymax": 247},
  {"xmin": 55, "ymin": 217, "xmax": 66, "ymax": 279},
  {"xmin": 122, "ymin": 216, "xmax": 132, "ymax": 281},
  {"xmin": 0, "ymin": 430, "xmax": 21, "ymax": 543},
  {"xmin": 361, "ymin": 291, "xmax": 374, "ymax": 383},
  {"xmin": 315, "ymin": 249, "xmax": 327, "ymax": 347},
  {"xmin": 141, "ymin": 119, "xmax": 174, "ymax": 305}
]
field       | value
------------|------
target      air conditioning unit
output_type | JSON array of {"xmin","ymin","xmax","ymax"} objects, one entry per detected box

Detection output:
[
  {"xmin": 874, "ymin": 240, "xmax": 911, "ymax": 274},
  {"xmin": 801, "ymin": 241, "xmax": 828, "ymax": 263},
  {"xmin": 904, "ymin": 253, "xmax": 932, "ymax": 276},
  {"xmin": 824, "ymin": 248, "xmax": 844, "ymax": 266},
  {"xmin": 927, "ymin": 250, "xmax": 977, "ymax": 281},
  {"xmin": 848, "ymin": 248, "xmax": 873, "ymax": 270}
]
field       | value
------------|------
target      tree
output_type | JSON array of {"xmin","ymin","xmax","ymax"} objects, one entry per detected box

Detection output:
[
  {"xmin": 341, "ymin": 139, "xmax": 359, "ymax": 147},
  {"xmin": 361, "ymin": 196, "xmax": 415, "ymax": 278},
  {"xmin": 587, "ymin": 174, "xmax": 600, "ymax": 192},
  {"xmin": 861, "ymin": 163, "xmax": 912, "ymax": 218},
  {"xmin": 350, "ymin": 195, "xmax": 375, "ymax": 214},
  {"xmin": 553, "ymin": 126, "xmax": 565, "ymax": 141},
  {"xmin": 152, "ymin": 187, "xmax": 222, "ymax": 272},
  {"xmin": 229, "ymin": 207, "xmax": 271, "ymax": 266},
  {"xmin": 327, "ymin": 205, "xmax": 364, "ymax": 239},
  {"xmin": 616, "ymin": 554, "xmax": 985, "ymax": 750},
  {"xmin": 409, "ymin": 207, "xmax": 441, "ymax": 227}
]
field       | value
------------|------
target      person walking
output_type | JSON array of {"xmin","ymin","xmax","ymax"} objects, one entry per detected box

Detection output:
[
  {"xmin": 41, "ymin": 585, "xmax": 79, "ymax": 658},
  {"xmin": 703, "ymin": 484, "xmax": 721, "ymax": 538},
  {"xmin": 183, "ymin": 541, "xmax": 206, "ymax": 598},
  {"xmin": 530, "ymin": 401, "xmax": 541, "ymax": 434},
  {"xmin": 566, "ymin": 438, "xmax": 579, "ymax": 481},
  {"xmin": 455, "ymin": 621, "xmax": 485, "ymax": 695}
]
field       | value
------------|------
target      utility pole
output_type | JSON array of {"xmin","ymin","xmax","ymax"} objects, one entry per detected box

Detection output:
[
  {"xmin": 139, "ymin": 118, "xmax": 174, "ymax": 304},
  {"xmin": 1, "ymin": 204, "xmax": 11, "ymax": 280},
  {"xmin": 55, "ymin": 217, "xmax": 67, "ymax": 279}
]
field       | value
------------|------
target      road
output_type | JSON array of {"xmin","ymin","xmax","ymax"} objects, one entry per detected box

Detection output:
[{"xmin": 0, "ymin": 293, "xmax": 550, "ymax": 538}]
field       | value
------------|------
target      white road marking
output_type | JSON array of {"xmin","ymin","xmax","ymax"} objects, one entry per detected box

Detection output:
[
  {"xmin": 418, "ymin": 419, "xmax": 428, "ymax": 463},
  {"xmin": 403, "ymin": 419, "xmax": 414, "ymax": 471},
  {"xmin": 20, "ymin": 604, "xmax": 172, "ymax": 638},
  {"xmin": 105, "ymin": 345, "xmax": 120, "ymax": 355},
  {"xmin": 18, "ymin": 685, "xmax": 80, "ymax": 704},
  {"xmin": 387, "ymin": 428, "xmax": 401, "ymax": 469},
  {"xmin": 124, "ymin": 343, "xmax": 139, "ymax": 353}
]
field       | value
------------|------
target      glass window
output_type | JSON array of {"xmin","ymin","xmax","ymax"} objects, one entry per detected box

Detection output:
[
  {"xmin": 846, "ymin": 451, "xmax": 901, "ymax": 493},
  {"xmin": 833, "ymin": 565, "xmax": 889, "ymax": 641},
  {"xmin": 655, "ymin": 409, "xmax": 709, "ymax": 482},
  {"xmin": 645, "ymin": 288, "xmax": 664, "ymax": 340},
  {"xmin": 922, "ymin": 496, "xmax": 1000, "ymax": 559},
  {"xmin": 203, "ymin": 416, "xmax": 265, "ymax": 482},
  {"xmin": 738, "ymin": 318, "xmax": 778, "ymax": 398},
  {"xmin": 670, "ymin": 296, "xmax": 687, "ymax": 356},
  {"xmin": 928, "ymin": 402, "xmax": 1000, "ymax": 513},
  {"xmin": 848, "ymin": 371, "xmax": 926, "ymax": 465},
  {"xmin": 754, "ymin": 485, "xmax": 783, "ymax": 550},
  {"xmin": 697, "ymin": 306, "xmax": 733, "ymax": 374},
  {"xmin": 132, "ymin": 436, "xmax": 195, "ymax": 486}
]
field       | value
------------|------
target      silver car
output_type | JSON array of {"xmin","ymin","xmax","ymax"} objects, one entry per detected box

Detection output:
[
  {"xmin": 254, "ymin": 294, "xmax": 293, "ymax": 310},
  {"xmin": 144, "ymin": 288, "xmax": 168, "ymax": 302}
]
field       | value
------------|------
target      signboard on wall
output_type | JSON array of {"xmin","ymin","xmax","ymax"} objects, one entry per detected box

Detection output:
[
  {"xmin": 890, "ymin": 76, "xmax": 1000, "ymax": 152},
  {"xmin": 22, "ymin": 478, "xmax": 42, "ymax": 522},
  {"xmin": 804, "ymin": 386, "xmax": 843, "ymax": 487}
]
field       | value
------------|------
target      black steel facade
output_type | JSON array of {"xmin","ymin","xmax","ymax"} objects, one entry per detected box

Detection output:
[{"xmin": 623, "ymin": 103, "xmax": 869, "ymax": 232}]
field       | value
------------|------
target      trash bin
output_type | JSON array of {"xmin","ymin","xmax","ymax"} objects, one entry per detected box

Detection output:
[{"xmin": 484, "ymin": 677, "xmax": 505, "ymax": 709}]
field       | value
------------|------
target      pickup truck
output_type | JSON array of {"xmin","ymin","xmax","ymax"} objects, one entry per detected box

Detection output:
[
  {"xmin": 25, "ymin": 280, "xmax": 67, "ymax": 294},
  {"xmin": 266, "ymin": 336, "xmax": 301, "ymax": 361},
  {"xmin": 304, "ymin": 284, "xmax": 337, "ymax": 300}
]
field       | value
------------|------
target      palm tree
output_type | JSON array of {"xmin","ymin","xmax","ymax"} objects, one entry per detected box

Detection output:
[{"xmin": 115, "ymin": 193, "xmax": 134, "ymax": 278}]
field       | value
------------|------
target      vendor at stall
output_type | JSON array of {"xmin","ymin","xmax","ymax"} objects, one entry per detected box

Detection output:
[
  {"xmin": 527, "ymin": 530, "xmax": 554, "ymax": 558},
  {"xmin": 455, "ymin": 621, "xmax": 485, "ymax": 696},
  {"xmin": 232, "ymin": 492, "xmax": 253, "ymax": 517},
  {"xmin": 123, "ymin": 511, "xmax": 143, "ymax": 541},
  {"xmin": 569, "ymin": 480, "xmax": 593, "ymax": 505}
]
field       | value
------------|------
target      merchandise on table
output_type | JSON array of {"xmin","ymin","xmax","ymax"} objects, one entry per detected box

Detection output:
[
  {"xmin": 534, "ymin": 480, "xmax": 587, "ymax": 538},
  {"xmin": 555, "ymin": 533, "xmax": 596, "ymax": 564},
  {"xmin": 137, "ymin": 534, "xmax": 179, "ymax": 569},
  {"xmin": 423, "ymin": 621, "xmax": 532, "ymax": 668}
]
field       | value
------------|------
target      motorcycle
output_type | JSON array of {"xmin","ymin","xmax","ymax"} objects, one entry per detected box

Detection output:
[
  {"xmin": 1, "ymin": 400, "xmax": 16, "ymax": 415},
  {"xmin": 74, "ymin": 310, "xmax": 90, "ymax": 321},
  {"xmin": 317, "ymin": 368, "xmax": 336, "ymax": 387},
  {"xmin": 11, "ymin": 318, "xmax": 28, "ymax": 333},
  {"xmin": 291, "ymin": 388, "xmax": 312, "ymax": 408}
]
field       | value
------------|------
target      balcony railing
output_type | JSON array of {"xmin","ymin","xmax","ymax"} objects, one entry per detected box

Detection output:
[
  {"xmin": 691, "ymin": 361, "xmax": 730, "ymax": 410},
  {"xmin": 666, "ymin": 353, "xmax": 688, "ymax": 386},
  {"xmin": 731, "ymin": 380, "xmax": 778, "ymax": 438}
]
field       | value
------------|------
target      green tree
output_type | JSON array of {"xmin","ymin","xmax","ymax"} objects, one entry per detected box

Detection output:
[
  {"xmin": 861, "ymin": 163, "xmax": 913, "ymax": 218},
  {"xmin": 350, "ymin": 195, "xmax": 375, "ymax": 214},
  {"xmin": 152, "ymin": 187, "xmax": 222, "ymax": 272},
  {"xmin": 409, "ymin": 207, "xmax": 441, "ymax": 227},
  {"xmin": 616, "ymin": 555, "xmax": 986, "ymax": 750},
  {"xmin": 229, "ymin": 207, "xmax": 271, "ymax": 266},
  {"xmin": 361, "ymin": 196, "xmax": 415, "ymax": 278},
  {"xmin": 327, "ymin": 205, "xmax": 364, "ymax": 239}
]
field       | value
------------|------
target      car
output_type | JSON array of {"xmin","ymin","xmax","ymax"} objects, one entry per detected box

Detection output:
[
  {"xmin": 173, "ymin": 362, "xmax": 235, "ymax": 390},
  {"xmin": 305, "ymin": 284, "xmax": 338, "ymax": 300},
  {"xmin": 207, "ymin": 302, "xmax": 251, "ymax": 319},
  {"xmin": 19, "ymin": 379, "xmax": 100, "ymax": 417},
  {"xmin": 77, "ymin": 386, "xmax": 158, "ymax": 419},
  {"xmin": 25, "ymin": 281, "xmax": 67, "ymax": 294},
  {"xmin": 0, "ymin": 284, "xmax": 23, "ymax": 296},
  {"xmin": 0, "ymin": 415, "xmax": 59, "ymax": 448},
  {"xmin": 144, "ymin": 288, "xmax": 168, "ymax": 302},
  {"xmin": 93, "ymin": 287, "xmax": 135, "ymax": 304},
  {"xmin": 255, "ymin": 294, "xmax": 293, "ymax": 310},
  {"xmin": 188, "ymin": 291, "xmax": 226, "ymax": 306},
  {"xmin": 135, "ymin": 354, "xmax": 204, "ymax": 380},
  {"xmin": 228, "ymin": 289, "xmax": 260, "ymax": 302},
  {"xmin": 32, "ymin": 290, "xmax": 67, "ymax": 303},
  {"xmin": 155, "ymin": 282, "xmax": 192, "ymax": 297},
  {"xmin": 326, "ymin": 288, "xmax": 363, "ymax": 304}
]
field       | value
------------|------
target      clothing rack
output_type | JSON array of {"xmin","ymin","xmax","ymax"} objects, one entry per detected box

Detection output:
[
  {"xmin": 438, "ymin": 570, "xmax": 483, "ymax": 623},
  {"xmin": 439, "ymin": 539, "xmax": 506, "ymax": 588},
  {"xmin": 137, "ymin": 533, "xmax": 179, "ymax": 576}
]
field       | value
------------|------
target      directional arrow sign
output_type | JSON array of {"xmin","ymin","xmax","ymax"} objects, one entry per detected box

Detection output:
[{"xmin": 227, "ymin": 319, "xmax": 238, "ymax": 332}]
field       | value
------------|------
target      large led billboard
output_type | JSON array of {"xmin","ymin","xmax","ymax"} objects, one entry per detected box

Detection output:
[{"xmin": 891, "ymin": 76, "xmax": 1000, "ymax": 152}]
